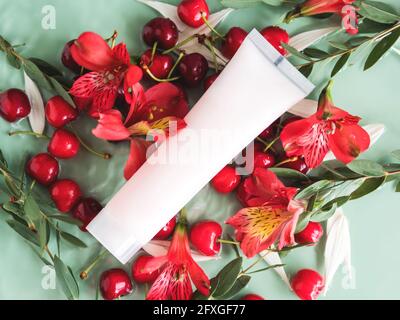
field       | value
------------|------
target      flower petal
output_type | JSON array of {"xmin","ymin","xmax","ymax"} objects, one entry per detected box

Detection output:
[
  {"xmin": 112, "ymin": 43, "xmax": 131, "ymax": 66},
  {"xmin": 261, "ymin": 250, "xmax": 291, "ymax": 288},
  {"xmin": 92, "ymin": 110, "xmax": 131, "ymax": 141},
  {"xmin": 328, "ymin": 124, "xmax": 371, "ymax": 164},
  {"xmin": 70, "ymin": 32, "xmax": 116, "ymax": 71},
  {"xmin": 124, "ymin": 138, "xmax": 151, "ymax": 180},
  {"xmin": 187, "ymin": 259, "xmax": 210, "ymax": 297},
  {"xmin": 24, "ymin": 71, "xmax": 45, "ymax": 134}
]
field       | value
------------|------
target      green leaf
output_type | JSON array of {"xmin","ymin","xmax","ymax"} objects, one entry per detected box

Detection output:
[
  {"xmin": 221, "ymin": 0, "xmax": 261, "ymax": 8},
  {"xmin": 23, "ymin": 195, "xmax": 42, "ymax": 226},
  {"xmin": 269, "ymin": 167, "xmax": 310, "ymax": 181},
  {"xmin": 2, "ymin": 202, "xmax": 21, "ymax": 215},
  {"xmin": 212, "ymin": 257, "xmax": 243, "ymax": 298},
  {"xmin": 56, "ymin": 223, "xmax": 61, "ymax": 257},
  {"xmin": 364, "ymin": 27, "xmax": 400, "ymax": 70},
  {"xmin": 346, "ymin": 36, "xmax": 371, "ymax": 47},
  {"xmin": 54, "ymin": 256, "xmax": 79, "ymax": 300},
  {"xmin": 396, "ymin": 181, "xmax": 400, "ymax": 192},
  {"xmin": 331, "ymin": 52, "xmax": 351, "ymax": 76},
  {"xmin": 48, "ymin": 214, "xmax": 83, "ymax": 226},
  {"xmin": 0, "ymin": 149, "xmax": 8, "ymax": 167},
  {"xmin": 295, "ymin": 180, "xmax": 335, "ymax": 200},
  {"xmin": 0, "ymin": 35, "xmax": 12, "ymax": 52},
  {"xmin": 29, "ymin": 244, "xmax": 53, "ymax": 266},
  {"xmin": 303, "ymin": 48, "xmax": 330, "ymax": 59},
  {"xmin": 299, "ymin": 64, "xmax": 313, "ymax": 77},
  {"xmin": 38, "ymin": 217, "xmax": 50, "ymax": 251},
  {"xmin": 311, "ymin": 203, "xmax": 337, "ymax": 222},
  {"xmin": 391, "ymin": 150, "xmax": 400, "ymax": 161},
  {"xmin": 347, "ymin": 159, "xmax": 386, "ymax": 176},
  {"xmin": 6, "ymin": 220, "xmax": 39, "ymax": 246},
  {"xmin": 29, "ymin": 58, "xmax": 62, "ymax": 77},
  {"xmin": 358, "ymin": 19, "xmax": 394, "ymax": 34},
  {"xmin": 358, "ymin": 1, "xmax": 400, "ymax": 24},
  {"xmin": 23, "ymin": 59, "xmax": 52, "ymax": 91},
  {"xmin": 295, "ymin": 211, "xmax": 312, "ymax": 233},
  {"xmin": 218, "ymin": 275, "xmax": 251, "ymax": 299},
  {"xmin": 321, "ymin": 196, "xmax": 350, "ymax": 211},
  {"xmin": 329, "ymin": 41, "xmax": 350, "ymax": 50},
  {"xmin": 59, "ymin": 231, "xmax": 87, "ymax": 248},
  {"xmin": 48, "ymin": 77, "xmax": 76, "ymax": 108},
  {"xmin": 282, "ymin": 43, "xmax": 314, "ymax": 61},
  {"xmin": 7, "ymin": 52, "xmax": 21, "ymax": 69},
  {"xmin": 350, "ymin": 176, "xmax": 386, "ymax": 199}
]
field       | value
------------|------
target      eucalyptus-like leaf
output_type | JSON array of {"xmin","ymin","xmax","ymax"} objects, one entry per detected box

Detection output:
[
  {"xmin": 329, "ymin": 41, "xmax": 349, "ymax": 50},
  {"xmin": 48, "ymin": 214, "xmax": 83, "ymax": 227},
  {"xmin": 288, "ymin": 27, "xmax": 338, "ymax": 53},
  {"xmin": 391, "ymin": 150, "xmax": 400, "ymax": 160},
  {"xmin": 38, "ymin": 217, "xmax": 50, "ymax": 251},
  {"xmin": 6, "ymin": 220, "xmax": 39, "ymax": 246},
  {"xmin": 396, "ymin": 181, "xmax": 400, "ymax": 192},
  {"xmin": 261, "ymin": 250, "xmax": 291, "ymax": 288},
  {"xmin": 23, "ymin": 195, "xmax": 42, "ymax": 225},
  {"xmin": 331, "ymin": 52, "xmax": 351, "ymax": 77},
  {"xmin": 282, "ymin": 43, "xmax": 313, "ymax": 61},
  {"xmin": 29, "ymin": 58, "xmax": 63, "ymax": 77},
  {"xmin": 142, "ymin": 240, "xmax": 220, "ymax": 262},
  {"xmin": 303, "ymin": 48, "xmax": 330, "ymax": 59},
  {"xmin": 358, "ymin": 0, "xmax": 400, "ymax": 24},
  {"xmin": 350, "ymin": 176, "xmax": 386, "ymax": 200},
  {"xmin": 24, "ymin": 71, "xmax": 45, "ymax": 134},
  {"xmin": 221, "ymin": 0, "xmax": 262, "ymax": 8},
  {"xmin": 59, "ymin": 231, "xmax": 87, "ymax": 248},
  {"xmin": 299, "ymin": 64, "xmax": 313, "ymax": 77},
  {"xmin": 269, "ymin": 167, "xmax": 310, "ymax": 181},
  {"xmin": 212, "ymin": 257, "xmax": 243, "ymax": 297},
  {"xmin": 289, "ymin": 99, "xmax": 317, "ymax": 118},
  {"xmin": 364, "ymin": 27, "xmax": 400, "ymax": 70},
  {"xmin": 311, "ymin": 203, "xmax": 337, "ymax": 222},
  {"xmin": 324, "ymin": 208, "xmax": 352, "ymax": 295},
  {"xmin": 295, "ymin": 180, "xmax": 335, "ymax": 200},
  {"xmin": 347, "ymin": 159, "xmax": 386, "ymax": 177},
  {"xmin": 217, "ymin": 275, "xmax": 251, "ymax": 299},
  {"xmin": 54, "ymin": 255, "xmax": 79, "ymax": 300}
]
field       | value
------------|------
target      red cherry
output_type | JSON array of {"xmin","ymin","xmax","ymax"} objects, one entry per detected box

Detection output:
[
  {"xmin": 45, "ymin": 96, "xmax": 78, "ymax": 128},
  {"xmin": 295, "ymin": 222, "xmax": 324, "ymax": 245},
  {"xmin": 72, "ymin": 198, "xmax": 103, "ymax": 231},
  {"xmin": 153, "ymin": 216, "xmax": 177, "ymax": 240},
  {"xmin": 131, "ymin": 255, "xmax": 161, "ymax": 284},
  {"xmin": 253, "ymin": 151, "xmax": 276, "ymax": 169},
  {"xmin": 281, "ymin": 157, "xmax": 309, "ymax": 174},
  {"xmin": 260, "ymin": 26, "xmax": 290, "ymax": 55},
  {"xmin": 241, "ymin": 294, "xmax": 265, "ymax": 300},
  {"xmin": 100, "ymin": 269, "xmax": 133, "ymax": 300},
  {"xmin": 140, "ymin": 49, "xmax": 174, "ymax": 79},
  {"xmin": 203, "ymin": 73, "xmax": 219, "ymax": 91},
  {"xmin": 26, "ymin": 153, "xmax": 59, "ymax": 186},
  {"xmin": 73, "ymin": 96, "xmax": 92, "ymax": 112},
  {"xmin": 61, "ymin": 40, "xmax": 81, "ymax": 73},
  {"xmin": 236, "ymin": 177, "xmax": 251, "ymax": 207},
  {"xmin": 49, "ymin": 179, "xmax": 82, "ymax": 213},
  {"xmin": 291, "ymin": 269, "xmax": 325, "ymax": 300},
  {"xmin": 178, "ymin": 0, "xmax": 209, "ymax": 28},
  {"xmin": 211, "ymin": 166, "xmax": 241, "ymax": 194},
  {"xmin": 0, "ymin": 89, "xmax": 31, "ymax": 122},
  {"xmin": 190, "ymin": 220, "xmax": 222, "ymax": 256},
  {"xmin": 178, "ymin": 53, "xmax": 209, "ymax": 87},
  {"xmin": 142, "ymin": 17, "xmax": 179, "ymax": 50},
  {"xmin": 48, "ymin": 129, "xmax": 80, "ymax": 159},
  {"xmin": 221, "ymin": 27, "xmax": 248, "ymax": 59}
]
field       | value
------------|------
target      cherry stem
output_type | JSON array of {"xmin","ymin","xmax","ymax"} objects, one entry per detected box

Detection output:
[
  {"xmin": 106, "ymin": 30, "xmax": 118, "ymax": 49},
  {"xmin": 167, "ymin": 52, "xmax": 184, "ymax": 79},
  {"xmin": 263, "ymin": 136, "xmax": 280, "ymax": 153},
  {"xmin": 72, "ymin": 130, "xmax": 112, "ymax": 160},
  {"xmin": 162, "ymin": 34, "xmax": 197, "ymax": 54},
  {"xmin": 274, "ymin": 156, "xmax": 298, "ymax": 167},
  {"xmin": 201, "ymin": 13, "xmax": 224, "ymax": 39},
  {"xmin": 151, "ymin": 41, "xmax": 158, "ymax": 61},
  {"xmin": 80, "ymin": 250, "xmax": 109, "ymax": 280},
  {"xmin": 8, "ymin": 130, "xmax": 49, "ymax": 139},
  {"xmin": 204, "ymin": 38, "xmax": 219, "ymax": 71},
  {"xmin": 217, "ymin": 239, "xmax": 239, "ymax": 245},
  {"xmin": 143, "ymin": 65, "xmax": 180, "ymax": 83}
]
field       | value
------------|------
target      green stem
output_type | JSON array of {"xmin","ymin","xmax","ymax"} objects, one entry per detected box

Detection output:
[
  {"xmin": 274, "ymin": 156, "xmax": 298, "ymax": 167},
  {"xmin": 241, "ymin": 251, "xmax": 270, "ymax": 275},
  {"xmin": 204, "ymin": 38, "xmax": 219, "ymax": 71},
  {"xmin": 263, "ymin": 136, "xmax": 280, "ymax": 153},
  {"xmin": 151, "ymin": 41, "xmax": 158, "ymax": 61},
  {"xmin": 144, "ymin": 66, "xmax": 180, "ymax": 82},
  {"xmin": 80, "ymin": 250, "xmax": 109, "ymax": 280},
  {"xmin": 167, "ymin": 52, "xmax": 184, "ymax": 79},
  {"xmin": 8, "ymin": 130, "xmax": 49, "ymax": 139},
  {"xmin": 201, "ymin": 13, "xmax": 224, "ymax": 39},
  {"xmin": 162, "ymin": 34, "xmax": 197, "ymax": 54},
  {"xmin": 217, "ymin": 239, "xmax": 239, "ymax": 245},
  {"xmin": 74, "ymin": 133, "xmax": 112, "ymax": 160}
]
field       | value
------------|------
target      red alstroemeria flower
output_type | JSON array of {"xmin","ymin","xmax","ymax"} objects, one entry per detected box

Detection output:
[
  {"xmin": 226, "ymin": 168, "xmax": 304, "ymax": 258},
  {"xmin": 92, "ymin": 83, "xmax": 189, "ymax": 180},
  {"xmin": 285, "ymin": 0, "xmax": 358, "ymax": 34},
  {"xmin": 69, "ymin": 31, "xmax": 143, "ymax": 116},
  {"xmin": 143, "ymin": 217, "xmax": 210, "ymax": 300},
  {"xmin": 280, "ymin": 81, "xmax": 370, "ymax": 168}
]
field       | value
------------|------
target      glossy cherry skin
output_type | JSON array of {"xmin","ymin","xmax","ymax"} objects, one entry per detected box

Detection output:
[
  {"xmin": 140, "ymin": 49, "xmax": 174, "ymax": 79},
  {"xmin": 61, "ymin": 40, "xmax": 81, "ymax": 73},
  {"xmin": 49, "ymin": 179, "xmax": 82, "ymax": 213},
  {"xmin": 100, "ymin": 269, "xmax": 133, "ymax": 300},
  {"xmin": 178, "ymin": 53, "xmax": 209, "ymax": 87},
  {"xmin": 48, "ymin": 129, "xmax": 80, "ymax": 159},
  {"xmin": 45, "ymin": 96, "xmax": 78, "ymax": 128},
  {"xmin": 291, "ymin": 269, "xmax": 325, "ymax": 300},
  {"xmin": 131, "ymin": 255, "xmax": 161, "ymax": 284},
  {"xmin": 211, "ymin": 166, "xmax": 241, "ymax": 194},
  {"xmin": 26, "ymin": 153, "xmax": 59, "ymax": 186},
  {"xmin": 0, "ymin": 89, "xmax": 31, "ymax": 122},
  {"xmin": 72, "ymin": 198, "xmax": 103, "ymax": 231},
  {"xmin": 142, "ymin": 17, "xmax": 179, "ymax": 50},
  {"xmin": 253, "ymin": 151, "xmax": 276, "ymax": 169},
  {"xmin": 203, "ymin": 73, "xmax": 218, "ymax": 91},
  {"xmin": 178, "ymin": 0, "xmax": 209, "ymax": 28},
  {"xmin": 281, "ymin": 157, "xmax": 309, "ymax": 174},
  {"xmin": 221, "ymin": 27, "xmax": 248, "ymax": 59},
  {"xmin": 153, "ymin": 216, "xmax": 177, "ymax": 240},
  {"xmin": 260, "ymin": 26, "xmax": 290, "ymax": 55},
  {"xmin": 241, "ymin": 294, "xmax": 265, "ymax": 300},
  {"xmin": 189, "ymin": 220, "xmax": 222, "ymax": 256},
  {"xmin": 295, "ymin": 222, "xmax": 324, "ymax": 245}
]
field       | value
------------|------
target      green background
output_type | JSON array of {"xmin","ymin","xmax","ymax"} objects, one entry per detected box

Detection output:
[{"xmin": 0, "ymin": 0, "xmax": 399, "ymax": 300}]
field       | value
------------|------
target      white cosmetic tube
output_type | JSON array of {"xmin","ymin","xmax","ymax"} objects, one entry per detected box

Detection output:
[{"xmin": 87, "ymin": 29, "xmax": 314, "ymax": 264}]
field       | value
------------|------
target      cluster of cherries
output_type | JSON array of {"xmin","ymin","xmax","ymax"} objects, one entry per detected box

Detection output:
[
  {"xmin": 0, "ymin": 85, "xmax": 103, "ymax": 230},
  {"xmin": 138, "ymin": 0, "xmax": 290, "ymax": 90}
]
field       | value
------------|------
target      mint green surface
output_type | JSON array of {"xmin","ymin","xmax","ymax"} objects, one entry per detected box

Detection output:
[{"xmin": 0, "ymin": 0, "xmax": 399, "ymax": 300}]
